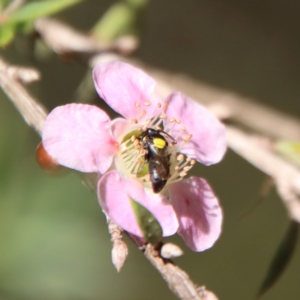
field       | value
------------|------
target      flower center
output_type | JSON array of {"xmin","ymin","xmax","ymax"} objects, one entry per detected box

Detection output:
[{"xmin": 116, "ymin": 100, "xmax": 195, "ymax": 193}]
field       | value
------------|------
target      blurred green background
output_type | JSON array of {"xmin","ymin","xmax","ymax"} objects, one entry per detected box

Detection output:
[{"xmin": 1, "ymin": 1, "xmax": 300, "ymax": 299}]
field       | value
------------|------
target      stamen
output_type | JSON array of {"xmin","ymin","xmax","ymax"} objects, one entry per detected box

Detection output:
[
  {"xmin": 163, "ymin": 103, "xmax": 168, "ymax": 111},
  {"xmin": 179, "ymin": 171, "xmax": 187, "ymax": 178},
  {"xmin": 183, "ymin": 134, "xmax": 193, "ymax": 142},
  {"xmin": 136, "ymin": 103, "xmax": 140, "ymax": 110},
  {"xmin": 177, "ymin": 154, "xmax": 184, "ymax": 161},
  {"xmin": 160, "ymin": 113, "xmax": 167, "ymax": 119},
  {"xmin": 183, "ymin": 166, "xmax": 192, "ymax": 171},
  {"xmin": 145, "ymin": 101, "xmax": 151, "ymax": 106},
  {"xmin": 130, "ymin": 118, "xmax": 138, "ymax": 124},
  {"xmin": 168, "ymin": 153, "xmax": 195, "ymax": 185}
]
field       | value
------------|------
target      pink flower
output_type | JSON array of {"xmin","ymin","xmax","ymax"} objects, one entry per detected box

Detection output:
[{"xmin": 42, "ymin": 61, "xmax": 227, "ymax": 251}]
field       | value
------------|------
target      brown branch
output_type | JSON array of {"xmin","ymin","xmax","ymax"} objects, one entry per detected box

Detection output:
[
  {"xmin": 226, "ymin": 126, "xmax": 300, "ymax": 222},
  {"xmin": 0, "ymin": 57, "xmax": 47, "ymax": 135},
  {"xmin": 144, "ymin": 244, "xmax": 218, "ymax": 300}
]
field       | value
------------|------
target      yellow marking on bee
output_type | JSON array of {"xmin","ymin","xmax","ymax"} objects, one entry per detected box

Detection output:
[{"xmin": 153, "ymin": 137, "xmax": 166, "ymax": 149}]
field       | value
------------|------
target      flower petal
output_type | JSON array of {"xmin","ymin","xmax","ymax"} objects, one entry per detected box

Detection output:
[
  {"xmin": 98, "ymin": 171, "xmax": 178, "ymax": 237},
  {"xmin": 110, "ymin": 117, "xmax": 128, "ymax": 141},
  {"xmin": 42, "ymin": 104, "xmax": 118, "ymax": 173},
  {"xmin": 93, "ymin": 61, "xmax": 159, "ymax": 121},
  {"xmin": 168, "ymin": 177, "xmax": 222, "ymax": 251},
  {"xmin": 165, "ymin": 92, "xmax": 227, "ymax": 165}
]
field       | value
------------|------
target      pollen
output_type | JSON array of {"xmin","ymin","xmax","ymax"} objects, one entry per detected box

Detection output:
[
  {"xmin": 130, "ymin": 118, "xmax": 138, "ymax": 124},
  {"xmin": 177, "ymin": 154, "xmax": 184, "ymax": 161},
  {"xmin": 183, "ymin": 134, "xmax": 193, "ymax": 142},
  {"xmin": 168, "ymin": 152, "xmax": 195, "ymax": 185},
  {"xmin": 179, "ymin": 171, "xmax": 187, "ymax": 178}
]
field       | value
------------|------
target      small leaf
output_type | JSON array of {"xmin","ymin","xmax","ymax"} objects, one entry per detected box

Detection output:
[
  {"xmin": 91, "ymin": 0, "xmax": 148, "ymax": 41},
  {"xmin": 0, "ymin": 25, "xmax": 15, "ymax": 47},
  {"xmin": 8, "ymin": 0, "xmax": 82, "ymax": 23},
  {"xmin": 275, "ymin": 141, "xmax": 300, "ymax": 167},
  {"xmin": 130, "ymin": 198, "xmax": 162, "ymax": 245},
  {"xmin": 257, "ymin": 221, "xmax": 299, "ymax": 297}
]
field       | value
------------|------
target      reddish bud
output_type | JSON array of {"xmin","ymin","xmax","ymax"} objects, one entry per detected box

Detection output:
[{"xmin": 36, "ymin": 142, "xmax": 67, "ymax": 174}]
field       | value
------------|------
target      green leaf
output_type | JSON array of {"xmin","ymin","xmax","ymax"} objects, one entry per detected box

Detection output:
[
  {"xmin": 275, "ymin": 141, "xmax": 300, "ymax": 167},
  {"xmin": 0, "ymin": 0, "xmax": 10, "ymax": 10},
  {"xmin": 91, "ymin": 0, "xmax": 148, "ymax": 41},
  {"xmin": 257, "ymin": 221, "xmax": 299, "ymax": 297},
  {"xmin": 0, "ymin": 25, "xmax": 15, "ymax": 47},
  {"xmin": 130, "ymin": 197, "xmax": 162, "ymax": 245},
  {"xmin": 8, "ymin": 0, "xmax": 82, "ymax": 23}
]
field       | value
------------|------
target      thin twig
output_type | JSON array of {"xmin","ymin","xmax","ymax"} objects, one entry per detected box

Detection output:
[
  {"xmin": 226, "ymin": 126, "xmax": 300, "ymax": 222},
  {"xmin": 0, "ymin": 57, "xmax": 40, "ymax": 83},
  {"xmin": 0, "ymin": 58, "xmax": 47, "ymax": 135},
  {"xmin": 143, "ymin": 244, "xmax": 218, "ymax": 300}
]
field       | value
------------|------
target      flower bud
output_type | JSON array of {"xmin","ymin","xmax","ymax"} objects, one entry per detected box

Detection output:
[{"xmin": 36, "ymin": 142, "xmax": 67, "ymax": 174}]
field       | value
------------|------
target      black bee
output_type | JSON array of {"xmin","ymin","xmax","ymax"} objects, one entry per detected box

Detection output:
[{"xmin": 139, "ymin": 128, "xmax": 176, "ymax": 193}]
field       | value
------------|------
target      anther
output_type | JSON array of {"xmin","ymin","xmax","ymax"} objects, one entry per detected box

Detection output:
[
  {"xmin": 184, "ymin": 166, "xmax": 192, "ymax": 171},
  {"xmin": 181, "ymin": 126, "xmax": 186, "ymax": 131},
  {"xmin": 145, "ymin": 101, "xmax": 151, "ymax": 106},
  {"xmin": 157, "ymin": 103, "xmax": 162, "ymax": 108},
  {"xmin": 177, "ymin": 154, "xmax": 184, "ymax": 161},
  {"xmin": 183, "ymin": 134, "xmax": 193, "ymax": 142},
  {"xmin": 130, "ymin": 118, "xmax": 138, "ymax": 124},
  {"xmin": 175, "ymin": 119, "xmax": 181, "ymax": 124},
  {"xmin": 160, "ymin": 113, "xmax": 167, "ymax": 119},
  {"xmin": 163, "ymin": 103, "xmax": 168, "ymax": 111},
  {"xmin": 179, "ymin": 171, "xmax": 187, "ymax": 178},
  {"xmin": 136, "ymin": 103, "xmax": 140, "ymax": 109},
  {"xmin": 141, "ymin": 110, "xmax": 146, "ymax": 117},
  {"xmin": 169, "ymin": 118, "xmax": 175, "ymax": 123},
  {"xmin": 140, "ymin": 149, "xmax": 147, "ymax": 156}
]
